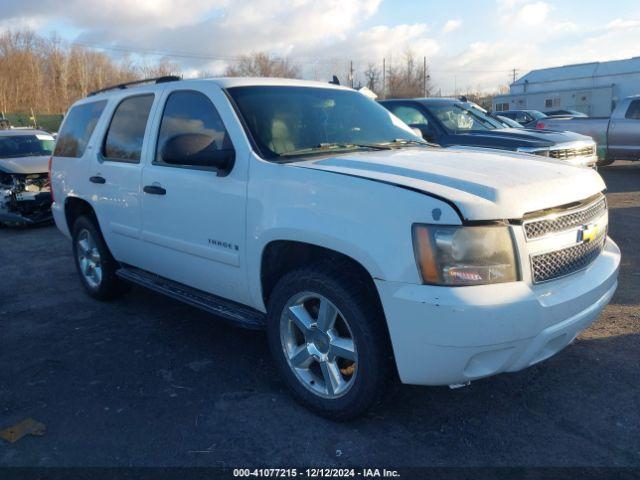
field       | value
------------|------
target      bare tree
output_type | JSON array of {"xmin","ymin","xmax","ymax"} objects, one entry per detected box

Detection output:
[
  {"xmin": 385, "ymin": 49, "xmax": 432, "ymax": 99},
  {"xmin": 0, "ymin": 29, "xmax": 183, "ymax": 116},
  {"xmin": 225, "ymin": 52, "xmax": 300, "ymax": 78},
  {"xmin": 363, "ymin": 63, "xmax": 381, "ymax": 93}
]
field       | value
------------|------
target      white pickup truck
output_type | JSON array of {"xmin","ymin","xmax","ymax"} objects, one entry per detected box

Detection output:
[{"xmin": 50, "ymin": 77, "xmax": 620, "ymax": 419}]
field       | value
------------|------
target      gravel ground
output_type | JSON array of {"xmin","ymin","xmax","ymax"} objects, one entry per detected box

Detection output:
[{"xmin": 0, "ymin": 161, "xmax": 638, "ymax": 469}]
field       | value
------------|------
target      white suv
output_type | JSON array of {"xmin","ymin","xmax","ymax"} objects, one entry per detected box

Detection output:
[{"xmin": 50, "ymin": 76, "xmax": 620, "ymax": 419}]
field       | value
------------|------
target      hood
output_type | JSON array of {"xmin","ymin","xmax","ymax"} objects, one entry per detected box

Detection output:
[
  {"xmin": 456, "ymin": 127, "xmax": 593, "ymax": 148},
  {"xmin": 295, "ymin": 147, "xmax": 606, "ymax": 221},
  {"xmin": 0, "ymin": 155, "xmax": 50, "ymax": 175}
]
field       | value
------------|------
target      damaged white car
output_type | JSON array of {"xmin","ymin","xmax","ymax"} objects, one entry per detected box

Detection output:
[{"xmin": 0, "ymin": 129, "xmax": 54, "ymax": 225}]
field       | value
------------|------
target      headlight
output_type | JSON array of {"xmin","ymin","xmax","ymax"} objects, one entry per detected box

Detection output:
[
  {"xmin": 412, "ymin": 224, "xmax": 519, "ymax": 286},
  {"xmin": 516, "ymin": 146, "xmax": 550, "ymax": 157}
]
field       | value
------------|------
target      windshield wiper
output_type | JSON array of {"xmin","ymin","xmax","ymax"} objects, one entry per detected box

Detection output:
[
  {"xmin": 382, "ymin": 138, "xmax": 438, "ymax": 148},
  {"xmin": 279, "ymin": 142, "xmax": 393, "ymax": 157}
]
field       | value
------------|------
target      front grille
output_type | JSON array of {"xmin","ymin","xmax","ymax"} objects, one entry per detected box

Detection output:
[
  {"xmin": 524, "ymin": 196, "xmax": 607, "ymax": 239},
  {"xmin": 548, "ymin": 145, "xmax": 595, "ymax": 159},
  {"xmin": 531, "ymin": 232, "xmax": 606, "ymax": 283}
]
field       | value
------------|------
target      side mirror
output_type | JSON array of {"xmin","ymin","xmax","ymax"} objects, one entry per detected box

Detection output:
[
  {"xmin": 161, "ymin": 133, "xmax": 235, "ymax": 175},
  {"xmin": 409, "ymin": 123, "xmax": 436, "ymax": 142}
]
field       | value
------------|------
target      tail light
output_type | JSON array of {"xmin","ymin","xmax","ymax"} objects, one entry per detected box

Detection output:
[
  {"xmin": 535, "ymin": 121, "xmax": 546, "ymax": 129},
  {"xmin": 48, "ymin": 156, "xmax": 55, "ymax": 202}
]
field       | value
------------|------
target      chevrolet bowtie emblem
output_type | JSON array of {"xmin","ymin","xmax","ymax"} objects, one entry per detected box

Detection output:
[{"xmin": 578, "ymin": 223, "xmax": 599, "ymax": 243}]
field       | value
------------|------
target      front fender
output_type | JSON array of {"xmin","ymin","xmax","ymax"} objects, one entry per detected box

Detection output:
[{"xmin": 245, "ymin": 156, "xmax": 461, "ymax": 310}]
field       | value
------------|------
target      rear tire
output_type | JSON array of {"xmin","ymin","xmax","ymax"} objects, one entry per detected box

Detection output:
[
  {"xmin": 266, "ymin": 262, "xmax": 391, "ymax": 420},
  {"xmin": 71, "ymin": 215, "xmax": 129, "ymax": 300}
]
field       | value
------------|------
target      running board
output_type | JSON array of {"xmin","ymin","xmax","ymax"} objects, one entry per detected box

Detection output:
[{"xmin": 116, "ymin": 266, "xmax": 266, "ymax": 330}]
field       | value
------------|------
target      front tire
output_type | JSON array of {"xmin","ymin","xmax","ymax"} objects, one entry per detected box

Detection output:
[
  {"xmin": 71, "ymin": 215, "xmax": 128, "ymax": 300},
  {"xmin": 266, "ymin": 262, "xmax": 391, "ymax": 420},
  {"xmin": 596, "ymin": 157, "xmax": 615, "ymax": 167}
]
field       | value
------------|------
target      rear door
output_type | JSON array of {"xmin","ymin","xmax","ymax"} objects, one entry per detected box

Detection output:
[
  {"xmin": 138, "ymin": 85, "xmax": 250, "ymax": 305},
  {"xmin": 608, "ymin": 99, "xmax": 640, "ymax": 160},
  {"xmin": 89, "ymin": 92, "xmax": 157, "ymax": 264},
  {"xmin": 51, "ymin": 99, "xmax": 107, "ymax": 230}
]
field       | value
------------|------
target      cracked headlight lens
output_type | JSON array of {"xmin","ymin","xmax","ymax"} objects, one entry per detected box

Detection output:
[{"xmin": 412, "ymin": 224, "xmax": 519, "ymax": 286}]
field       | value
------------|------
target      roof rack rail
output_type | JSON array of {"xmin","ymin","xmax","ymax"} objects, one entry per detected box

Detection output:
[{"xmin": 88, "ymin": 75, "xmax": 181, "ymax": 97}]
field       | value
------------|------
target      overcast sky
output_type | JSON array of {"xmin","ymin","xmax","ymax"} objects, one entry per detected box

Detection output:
[{"xmin": 1, "ymin": 0, "xmax": 639, "ymax": 93}]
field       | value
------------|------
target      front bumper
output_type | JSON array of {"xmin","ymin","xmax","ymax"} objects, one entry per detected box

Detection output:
[
  {"xmin": 0, "ymin": 190, "xmax": 52, "ymax": 225},
  {"xmin": 565, "ymin": 154, "xmax": 598, "ymax": 168},
  {"xmin": 376, "ymin": 237, "xmax": 620, "ymax": 386}
]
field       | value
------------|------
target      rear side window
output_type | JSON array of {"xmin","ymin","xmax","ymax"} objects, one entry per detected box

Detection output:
[
  {"xmin": 103, "ymin": 94, "xmax": 154, "ymax": 163},
  {"xmin": 54, "ymin": 100, "xmax": 107, "ymax": 158},
  {"xmin": 154, "ymin": 90, "xmax": 233, "ymax": 168},
  {"xmin": 388, "ymin": 105, "xmax": 430, "ymax": 127},
  {"xmin": 625, "ymin": 100, "xmax": 640, "ymax": 119}
]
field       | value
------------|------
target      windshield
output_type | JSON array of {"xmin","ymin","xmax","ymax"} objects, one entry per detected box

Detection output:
[
  {"xmin": 0, "ymin": 134, "xmax": 55, "ymax": 158},
  {"xmin": 426, "ymin": 102, "xmax": 505, "ymax": 132},
  {"xmin": 530, "ymin": 111, "xmax": 547, "ymax": 120},
  {"xmin": 227, "ymin": 86, "xmax": 422, "ymax": 159}
]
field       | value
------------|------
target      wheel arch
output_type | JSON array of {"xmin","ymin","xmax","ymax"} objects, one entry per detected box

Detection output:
[
  {"xmin": 259, "ymin": 239, "xmax": 383, "ymax": 312},
  {"xmin": 64, "ymin": 196, "xmax": 97, "ymax": 232}
]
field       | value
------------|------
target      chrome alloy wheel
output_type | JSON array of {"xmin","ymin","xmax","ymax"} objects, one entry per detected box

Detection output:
[
  {"xmin": 76, "ymin": 228, "xmax": 103, "ymax": 289},
  {"xmin": 280, "ymin": 292, "xmax": 358, "ymax": 399}
]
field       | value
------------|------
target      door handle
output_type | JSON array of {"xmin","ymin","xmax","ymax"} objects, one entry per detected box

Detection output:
[
  {"xmin": 89, "ymin": 176, "xmax": 106, "ymax": 184},
  {"xmin": 143, "ymin": 185, "xmax": 167, "ymax": 195}
]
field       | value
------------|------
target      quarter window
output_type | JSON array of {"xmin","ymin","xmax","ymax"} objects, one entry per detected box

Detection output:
[
  {"xmin": 103, "ymin": 94, "xmax": 154, "ymax": 163},
  {"xmin": 625, "ymin": 100, "xmax": 640, "ymax": 119},
  {"xmin": 54, "ymin": 100, "xmax": 107, "ymax": 158},
  {"xmin": 155, "ymin": 90, "xmax": 233, "ymax": 168}
]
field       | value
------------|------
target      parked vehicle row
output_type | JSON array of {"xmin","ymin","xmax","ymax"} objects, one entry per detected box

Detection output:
[
  {"xmin": 495, "ymin": 109, "xmax": 588, "ymax": 128},
  {"xmin": 497, "ymin": 109, "xmax": 548, "ymax": 127},
  {"xmin": 50, "ymin": 76, "xmax": 620, "ymax": 419},
  {"xmin": 379, "ymin": 98, "xmax": 598, "ymax": 168},
  {"xmin": 534, "ymin": 95, "xmax": 640, "ymax": 166}
]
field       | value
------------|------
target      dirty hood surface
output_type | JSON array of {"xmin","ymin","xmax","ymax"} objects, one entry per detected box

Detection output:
[
  {"xmin": 0, "ymin": 155, "xmax": 50, "ymax": 175},
  {"xmin": 296, "ymin": 147, "xmax": 606, "ymax": 220}
]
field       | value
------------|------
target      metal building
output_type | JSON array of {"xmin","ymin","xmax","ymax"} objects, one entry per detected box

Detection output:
[{"xmin": 493, "ymin": 57, "xmax": 640, "ymax": 116}]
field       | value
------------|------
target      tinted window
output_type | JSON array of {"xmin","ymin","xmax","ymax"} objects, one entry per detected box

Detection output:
[
  {"xmin": 388, "ymin": 105, "xmax": 430, "ymax": 127},
  {"xmin": 54, "ymin": 101, "xmax": 106, "ymax": 158},
  {"xmin": 155, "ymin": 90, "xmax": 233, "ymax": 168},
  {"xmin": 0, "ymin": 134, "xmax": 55, "ymax": 159},
  {"xmin": 625, "ymin": 100, "xmax": 640, "ymax": 119},
  {"xmin": 103, "ymin": 95, "xmax": 154, "ymax": 162},
  {"xmin": 227, "ymin": 86, "xmax": 419, "ymax": 158}
]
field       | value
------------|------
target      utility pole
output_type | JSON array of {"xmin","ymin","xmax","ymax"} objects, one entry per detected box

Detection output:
[
  {"xmin": 511, "ymin": 68, "xmax": 518, "ymax": 84},
  {"xmin": 349, "ymin": 60, "xmax": 354, "ymax": 88},
  {"xmin": 423, "ymin": 56, "xmax": 427, "ymax": 98},
  {"xmin": 382, "ymin": 57, "xmax": 386, "ymax": 99}
]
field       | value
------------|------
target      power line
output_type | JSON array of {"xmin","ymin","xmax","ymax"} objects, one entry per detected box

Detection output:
[{"xmin": 71, "ymin": 40, "xmax": 518, "ymax": 75}]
